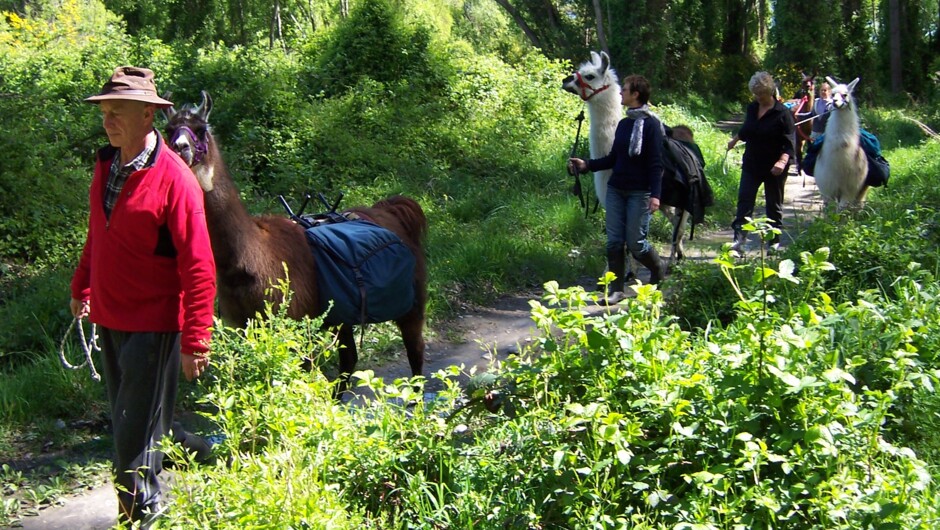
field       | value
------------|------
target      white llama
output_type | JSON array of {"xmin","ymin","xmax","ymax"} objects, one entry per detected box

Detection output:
[
  {"xmin": 814, "ymin": 76, "xmax": 869, "ymax": 209},
  {"xmin": 562, "ymin": 50, "xmax": 621, "ymax": 209}
]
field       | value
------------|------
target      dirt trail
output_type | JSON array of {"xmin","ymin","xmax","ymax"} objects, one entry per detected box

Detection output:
[{"xmin": 11, "ymin": 167, "xmax": 823, "ymax": 530}]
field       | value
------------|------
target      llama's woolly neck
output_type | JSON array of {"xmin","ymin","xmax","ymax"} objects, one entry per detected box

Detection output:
[
  {"xmin": 585, "ymin": 83, "xmax": 621, "ymax": 156},
  {"xmin": 825, "ymin": 103, "xmax": 860, "ymax": 141},
  {"xmin": 585, "ymin": 89, "xmax": 622, "ymax": 125}
]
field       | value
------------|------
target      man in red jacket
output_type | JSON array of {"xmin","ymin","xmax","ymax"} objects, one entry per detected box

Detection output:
[{"xmin": 70, "ymin": 66, "xmax": 217, "ymax": 528}]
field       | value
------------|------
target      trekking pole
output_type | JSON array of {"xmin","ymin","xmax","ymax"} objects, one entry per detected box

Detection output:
[{"xmin": 567, "ymin": 109, "xmax": 587, "ymax": 213}]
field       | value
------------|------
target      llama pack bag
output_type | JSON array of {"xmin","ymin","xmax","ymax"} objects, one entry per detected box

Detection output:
[
  {"xmin": 801, "ymin": 131, "xmax": 889, "ymax": 187},
  {"xmin": 859, "ymin": 130, "xmax": 890, "ymax": 187},
  {"xmin": 304, "ymin": 220, "xmax": 416, "ymax": 326}
]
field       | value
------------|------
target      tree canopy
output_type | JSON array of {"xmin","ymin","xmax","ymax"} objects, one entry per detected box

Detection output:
[{"xmin": 41, "ymin": 0, "xmax": 933, "ymax": 100}]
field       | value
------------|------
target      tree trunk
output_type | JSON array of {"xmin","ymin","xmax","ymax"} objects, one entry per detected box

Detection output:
[
  {"xmin": 721, "ymin": 0, "xmax": 748, "ymax": 55},
  {"xmin": 493, "ymin": 0, "xmax": 544, "ymax": 50},
  {"xmin": 543, "ymin": 0, "xmax": 561, "ymax": 33},
  {"xmin": 592, "ymin": 0, "xmax": 609, "ymax": 56},
  {"xmin": 270, "ymin": 0, "xmax": 283, "ymax": 48},
  {"xmin": 340, "ymin": 0, "xmax": 349, "ymax": 18},
  {"xmin": 889, "ymin": 0, "xmax": 902, "ymax": 93},
  {"xmin": 758, "ymin": 0, "xmax": 767, "ymax": 41}
]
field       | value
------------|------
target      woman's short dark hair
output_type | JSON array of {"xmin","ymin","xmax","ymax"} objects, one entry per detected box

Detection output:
[{"xmin": 622, "ymin": 74, "xmax": 651, "ymax": 105}]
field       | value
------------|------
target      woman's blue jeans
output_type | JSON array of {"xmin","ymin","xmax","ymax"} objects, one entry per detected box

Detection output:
[{"xmin": 606, "ymin": 187, "xmax": 652, "ymax": 258}]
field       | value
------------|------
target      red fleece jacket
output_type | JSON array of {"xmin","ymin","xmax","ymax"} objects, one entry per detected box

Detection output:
[{"xmin": 71, "ymin": 134, "xmax": 216, "ymax": 356}]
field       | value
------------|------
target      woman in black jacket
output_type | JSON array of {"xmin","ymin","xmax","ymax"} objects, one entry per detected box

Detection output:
[{"xmin": 726, "ymin": 71, "xmax": 796, "ymax": 253}]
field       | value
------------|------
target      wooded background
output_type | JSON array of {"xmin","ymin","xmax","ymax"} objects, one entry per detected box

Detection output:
[{"xmin": 50, "ymin": 0, "xmax": 940, "ymax": 100}]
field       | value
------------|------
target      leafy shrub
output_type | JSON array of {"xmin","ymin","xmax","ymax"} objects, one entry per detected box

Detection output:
[
  {"xmin": 665, "ymin": 257, "xmax": 746, "ymax": 329},
  {"xmin": 792, "ymin": 205, "xmax": 939, "ymax": 302},
  {"xmin": 304, "ymin": 0, "xmax": 442, "ymax": 98},
  {"xmin": 160, "ymin": 255, "xmax": 939, "ymax": 528}
]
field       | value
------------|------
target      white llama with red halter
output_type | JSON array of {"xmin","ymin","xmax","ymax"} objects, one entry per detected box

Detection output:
[
  {"xmin": 814, "ymin": 76, "xmax": 869, "ymax": 209},
  {"xmin": 562, "ymin": 51, "xmax": 621, "ymax": 209}
]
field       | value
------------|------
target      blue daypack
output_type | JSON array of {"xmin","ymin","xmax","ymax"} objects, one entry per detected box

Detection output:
[
  {"xmin": 304, "ymin": 220, "xmax": 416, "ymax": 326},
  {"xmin": 802, "ymin": 129, "xmax": 890, "ymax": 187}
]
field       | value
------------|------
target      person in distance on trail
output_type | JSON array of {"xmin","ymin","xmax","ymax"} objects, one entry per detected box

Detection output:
[
  {"xmin": 726, "ymin": 71, "xmax": 796, "ymax": 255},
  {"xmin": 810, "ymin": 81, "xmax": 833, "ymax": 140},
  {"xmin": 69, "ymin": 66, "xmax": 216, "ymax": 528},
  {"xmin": 568, "ymin": 74, "xmax": 666, "ymax": 304}
]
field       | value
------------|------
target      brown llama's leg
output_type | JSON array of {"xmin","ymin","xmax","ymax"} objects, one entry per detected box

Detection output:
[
  {"xmin": 395, "ymin": 309, "xmax": 426, "ymax": 378},
  {"xmin": 333, "ymin": 324, "xmax": 358, "ymax": 399}
]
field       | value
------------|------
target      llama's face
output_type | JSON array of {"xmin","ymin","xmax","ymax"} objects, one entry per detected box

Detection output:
[
  {"xmin": 165, "ymin": 110, "xmax": 207, "ymax": 165},
  {"xmin": 163, "ymin": 92, "xmax": 215, "ymax": 191},
  {"xmin": 827, "ymin": 76, "xmax": 859, "ymax": 111},
  {"xmin": 562, "ymin": 51, "xmax": 618, "ymax": 102}
]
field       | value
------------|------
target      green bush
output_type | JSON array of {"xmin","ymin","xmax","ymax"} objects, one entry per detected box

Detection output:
[
  {"xmin": 304, "ymin": 0, "xmax": 442, "ymax": 98},
  {"xmin": 157, "ymin": 256, "xmax": 940, "ymax": 528}
]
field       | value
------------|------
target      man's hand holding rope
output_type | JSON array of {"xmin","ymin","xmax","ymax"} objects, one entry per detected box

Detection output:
[
  {"xmin": 68, "ymin": 297, "xmax": 209, "ymax": 382},
  {"xmin": 70, "ymin": 297, "xmax": 89, "ymax": 319}
]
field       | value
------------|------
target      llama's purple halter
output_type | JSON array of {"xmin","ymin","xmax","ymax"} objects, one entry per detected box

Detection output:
[{"xmin": 169, "ymin": 125, "xmax": 208, "ymax": 165}]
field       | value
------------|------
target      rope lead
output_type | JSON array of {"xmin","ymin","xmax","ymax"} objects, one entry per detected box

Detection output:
[{"xmin": 58, "ymin": 318, "xmax": 102, "ymax": 382}]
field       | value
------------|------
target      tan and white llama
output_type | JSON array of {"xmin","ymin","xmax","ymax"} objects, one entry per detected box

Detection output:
[{"xmin": 814, "ymin": 76, "xmax": 869, "ymax": 209}]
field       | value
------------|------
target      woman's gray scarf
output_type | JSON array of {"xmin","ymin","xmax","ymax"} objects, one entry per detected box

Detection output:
[{"xmin": 626, "ymin": 105, "xmax": 658, "ymax": 157}]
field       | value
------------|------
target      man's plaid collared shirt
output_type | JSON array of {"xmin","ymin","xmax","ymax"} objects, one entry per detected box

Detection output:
[{"xmin": 102, "ymin": 131, "xmax": 157, "ymax": 219}]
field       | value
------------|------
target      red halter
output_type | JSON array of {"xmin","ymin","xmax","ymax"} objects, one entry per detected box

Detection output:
[{"xmin": 574, "ymin": 71, "xmax": 611, "ymax": 102}]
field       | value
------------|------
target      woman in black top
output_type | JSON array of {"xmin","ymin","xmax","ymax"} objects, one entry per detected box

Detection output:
[{"xmin": 726, "ymin": 71, "xmax": 795, "ymax": 253}]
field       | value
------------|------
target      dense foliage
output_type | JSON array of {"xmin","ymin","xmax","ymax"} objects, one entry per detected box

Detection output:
[
  {"xmin": 153, "ymin": 254, "xmax": 940, "ymax": 528},
  {"xmin": 96, "ymin": 0, "xmax": 940, "ymax": 100}
]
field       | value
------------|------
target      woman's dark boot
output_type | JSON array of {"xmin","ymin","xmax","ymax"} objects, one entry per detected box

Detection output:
[
  {"xmin": 637, "ymin": 247, "xmax": 666, "ymax": 285},
  {"xmin": 603, "ymin": 248, "xmax": 627, "ymax": 304}
]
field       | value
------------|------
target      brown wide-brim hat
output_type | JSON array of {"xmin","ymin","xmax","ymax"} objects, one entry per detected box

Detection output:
[{"xmin": 84, "ymin": 66, "xmax": 174, "ymax": 108}]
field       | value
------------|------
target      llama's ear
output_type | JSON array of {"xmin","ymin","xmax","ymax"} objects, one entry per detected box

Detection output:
[
  {"xmin": 590, "ymin": 51, "xmax": 600, "ymax": 66},
  {"xmin": 161, "ymin": 92, "xmax": 175, "ymax": 121},
  {"xmin": 825, "ymin": 76, "xmax": 838, "ymax": 87},
  {"xmin": 198, "ymin": 90, "xmax": 213, "ymax": 121},
  {"xmin": 847, "ymin": 77, "xmax": 860, "ymax": 92},
  {"xmin": 600, "ymin": 51, "xmax": 610, "ymax": 73}
]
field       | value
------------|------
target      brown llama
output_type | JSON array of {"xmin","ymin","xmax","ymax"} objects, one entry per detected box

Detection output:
[{"xmin": 163, "ymin": 91, "xmax": 427, "ymax": 395}]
